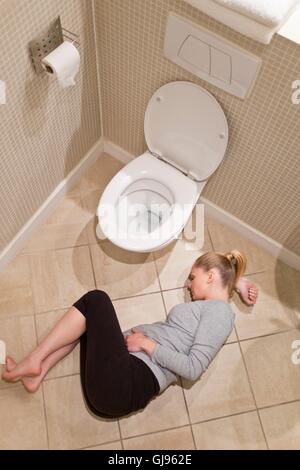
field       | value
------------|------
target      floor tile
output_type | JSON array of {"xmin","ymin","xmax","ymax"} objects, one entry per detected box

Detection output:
[
  {"xmin": 30, "ymin": 246, "xmax": 95, "ymax": 313},
  {"xmin": 44, "ymin": 375, "xmax": 120, "ymax": 450},
  {"xmin": 278, "ymin": 261, "xmax": 300, "ymax": 315},
  {"xmin": 0, "ymin": 385, "xmax": 48, "ymax": 449},
  {"xmin": 79, "ymin": 153, "xmax": 123, "ymax": 194},
  {"xmin": 162, "ymin": 288, "xmax": 237, "ymax": 343},
  {"xmin": 21, "ymin": 195, "xmax": 90, "ymax": 253},
  {"xmin": 113, "ymin": 292, "xmax": 166, "ymax": 333},
  {"xmin": 192, "ymin": 411, "xmax": 267, "ymax": 450},
  {"xmin": 81, "ymin": 189, "xmax": 103, "ymax": 245},
  {"xmin": 0, "ymin": 315, "xmax": 37, "ymax": 389},
  {"xmin": 240, "ymin": 330, "xmax": 300, "ymax": 408},
  {"xmin": 183, "ymin": 343, "xmax": 255, "ymax": 422},
  {"xmin": 207, "ymin": 221, "xmax": 277, "ymax": 274},
  {"xmin": 259, "ymin": 401, "xmax": 300, "ymax": 450},
  {"xmin": 119, "ymin": 385, "xmax": 189, "ymax": 438},
  {"xmin": 123, "ymin": 426, "xmax": 195, "ymax": 450},
  {"xmin": 153, "ymin": 228, "xmax": 213, "ymax": 291},
  {"xmin": 0, "ymin": 255, "xmax": 34, "ymax": 319},
  {"xmin": 90, "ymin": 241, "xmax": 159, "ymax": 299},
  {"xmin": 233, "ymin": 271, "xmax": 298, "ymax": 340},
  {"xmin": 35, "ymin": 309, "xmax": 80, "ymax": 379}
]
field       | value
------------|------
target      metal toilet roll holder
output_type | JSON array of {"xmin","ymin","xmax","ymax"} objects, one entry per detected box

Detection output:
[{"xmin": 29, "ymin": 16, "xmax": 79, "ymax": 74}]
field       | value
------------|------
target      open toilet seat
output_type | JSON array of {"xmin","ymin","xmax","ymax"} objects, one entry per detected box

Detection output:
[
  {"xmin": 97, "ymin": 152, "xmax": 203, "ymax": 252},
  {"xmin": 97, "ymin": 81, "xmax": 228, "ymax": 252}
]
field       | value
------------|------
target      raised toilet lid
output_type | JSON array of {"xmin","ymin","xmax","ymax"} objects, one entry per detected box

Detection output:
[{"xmin": 144, "ymin": 81, "xmax": 228, "ymax": 181}]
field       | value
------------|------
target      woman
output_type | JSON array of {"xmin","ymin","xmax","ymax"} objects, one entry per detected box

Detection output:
[{"xmin": 2, "ymin": 250, "xmax": 258, "ymax": 418}]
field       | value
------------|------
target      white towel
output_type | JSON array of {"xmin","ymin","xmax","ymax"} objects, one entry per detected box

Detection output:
[
  {"xmin": 184, "ymin": 0, "xmax": 299, "ymax": 43},
  {"xmin": 214, "ymin": 0, "xmax": 300, "ymax": 27}
]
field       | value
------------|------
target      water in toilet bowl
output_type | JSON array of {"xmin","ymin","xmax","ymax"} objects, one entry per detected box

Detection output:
[{"xmin": 117, "ymin": 178, "xmax": 174, "ymax": 237}]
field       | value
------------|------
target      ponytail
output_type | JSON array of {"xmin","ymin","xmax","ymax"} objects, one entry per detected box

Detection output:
[{"xmin": 194, "ymin": 250, "xmax": 247, "ymax": 298}]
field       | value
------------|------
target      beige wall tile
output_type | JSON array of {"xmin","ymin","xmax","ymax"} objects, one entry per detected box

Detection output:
[
  {"xmin": 0, "ymin": 315, "xmax": 37, "ymax": 389},
  {"xmin": 90, "ymin": 242, "xmax": 160, "ymax": 299},
  {"xmin": 35, "ymin": 309, "xmax": 80, "ymax": 379},
  {"xmin": 0, "ymin": 255, "xmax": 34, "ymax": 318},
  {"xmin": 153, "ymin": 229, "xmax": 213, "ymax": 290},
  {"xmin": 240, "ymin": 330, "xmax": 300, "ymax": 408},
  {"xmin": 192, "ymin": 411, "xmax": 267, "ymax": 450},
  {"xmin": 233, "ymin": 271, "xmax": 298, "ymax": 340},
  {"xmin": 162, "ymin": 288, "xmax": 238, "ymax": 343},
  {"xmin": 123, "ymin": 426, "xmax": 195, "ymax": 450},
  {"xmin": 119, "ymin": 385, "xmax": 189, "ymax": 438},
  {"xmin": 43, "ymin": 375, "xmax": 120, "ymax": 450},
  {"xmin": 0, "ymin": 385, "xmax": 48, "ymax": 450},
  {"xmin": 183, "ymin": 343, "xmax": 255, "ymax": 422},
  {"xmin": 259, "ymin": 401, "xmax": 300, "ymax": 450},
  {"xmin": 0, "ymin": 0, "xmax": 101, "ymax": 254},
  {"xmin": 29, "ymin": 246, "xmax": 95, "ymax": 313},
  {"xmin": 113, "ymin": 292, "xmax": 166, "ymax": 333}
]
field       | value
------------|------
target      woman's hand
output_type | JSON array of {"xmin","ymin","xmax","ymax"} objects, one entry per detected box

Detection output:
[
  {"xmin": 124, "ymin": 329, "xmax": 156, "ymax": 356},
  {"xmin": 235, "ymin": 277, "xmax": 259, "ymax": 305}
]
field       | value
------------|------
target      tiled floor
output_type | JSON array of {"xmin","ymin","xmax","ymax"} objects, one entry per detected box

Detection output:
[{"xmin": 0, "ymin": 153, "xmax": 299, "ymax": 450}]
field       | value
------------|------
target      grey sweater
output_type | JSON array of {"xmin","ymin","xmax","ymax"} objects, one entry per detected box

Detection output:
[{"xmin": 123, "ymin": 299, "xmax": 235, "ymax": 392}]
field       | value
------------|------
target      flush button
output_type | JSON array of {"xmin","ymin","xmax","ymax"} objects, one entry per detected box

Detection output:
[
  {"xmin": 210, "ymin": 47, "xmax": 231, "ymax": 84},
  {"xmin": 178, "ymin": 35, "xmax": 210, "ymax": 74}
]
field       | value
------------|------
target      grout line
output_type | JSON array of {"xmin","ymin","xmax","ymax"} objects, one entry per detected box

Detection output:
[
  {"xmin": 28, "ymin": 253, "xmax": 50, "ymax": 449},
  {"xmin": 21, "ymin": 241, "xmax": 91, "ymax": 256},
  {"xmin": 118, "ymin": 420, "xmax": 124, "ymax": 450},
  {"xmin": 178, "ymin": 378, "xmax": 197, "ymax": 450},
  {"xmin": 87, "ymin": 244, "xmax": 97, "ymax": 290},
  {"xmin": 237, "ymin": 327, "xmax": 298, "ymax": 343},
  {"xmin": 206, "ymin": 225, "xmax": 215, "ymax": 251},
  {"xmin": 78, "ymin": 438, "xmax": 123, "ymax": 450},
  {"xmin": 121, "ymin": 423, "xmax": 196, "ymax": 445},
  {"xmin": 152, "ymin": 252, "xmax": 169, "ymax": 320},
  {"xmin": 236, "ymin": 339, "xmax": 270, "ymax": 450},
  {"xmin": 33, "ymin": 314, "xmax": 50, "ymax": 450}
]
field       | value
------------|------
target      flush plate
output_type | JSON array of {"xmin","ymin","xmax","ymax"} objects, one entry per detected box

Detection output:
[{"xmin": 164, "ymin": 12, "xmax": 262, "ymax": 99}]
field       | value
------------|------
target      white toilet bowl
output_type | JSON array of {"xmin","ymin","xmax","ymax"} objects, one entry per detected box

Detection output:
[{"xmin": 97, "ymin": 81, "xmax": 228, "ymax": 252}]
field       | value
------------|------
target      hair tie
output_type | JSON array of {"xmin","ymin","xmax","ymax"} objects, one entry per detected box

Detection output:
[{"xmin": 227, "ymin": 254, "xmax": 236, "ymax": 266}]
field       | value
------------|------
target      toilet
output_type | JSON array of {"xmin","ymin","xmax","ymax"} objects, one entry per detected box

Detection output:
[{"xmin": 97, "ymin": 81, "xmax": 228, "ymax": 252}]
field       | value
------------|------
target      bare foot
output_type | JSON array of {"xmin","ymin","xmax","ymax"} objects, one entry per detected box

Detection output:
[
  {"xmin": 236, "ymin": 277, "xmax": 258, "ymax": 306},
  {"xmin": 6, "ymin": 357, "xmax": 41, "ymax": 393},
  {"xmin": 1, "ymin": 354, "xmax": 42, "ymax": 382}
]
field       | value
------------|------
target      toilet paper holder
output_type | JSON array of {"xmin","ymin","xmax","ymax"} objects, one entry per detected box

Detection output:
[{"xmin": 29, "ymin": 16, "xmax": 79, "ymax": 74}]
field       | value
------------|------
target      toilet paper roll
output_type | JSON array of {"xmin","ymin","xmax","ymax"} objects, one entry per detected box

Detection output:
[{"xmin": 42, "ymin": 41, "xmax": 80, "ymax": 88}]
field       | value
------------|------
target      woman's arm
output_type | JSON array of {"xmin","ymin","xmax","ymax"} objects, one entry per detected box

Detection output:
[{"xmin": 126, "ymin": 306, "xmax": 234, "ymax": 382}]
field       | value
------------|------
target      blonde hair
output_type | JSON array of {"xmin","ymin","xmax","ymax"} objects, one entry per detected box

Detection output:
[{"xmin": 193, "ymin": 250, "xmax": 247, "ymax": 298}]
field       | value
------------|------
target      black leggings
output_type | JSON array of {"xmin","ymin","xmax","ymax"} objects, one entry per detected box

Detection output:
[{"xmin": 73, "ymin": 290, "xmax": 160, "ymax": 418}]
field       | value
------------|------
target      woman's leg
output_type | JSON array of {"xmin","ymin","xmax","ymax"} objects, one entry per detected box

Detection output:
[
  {"xmin": 6, "ymin": 341, "xmax": 79, "ymax": 392},
  {"xmin": 2, "ymin": 305, "xmax": 86, "ymax": 381}
]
